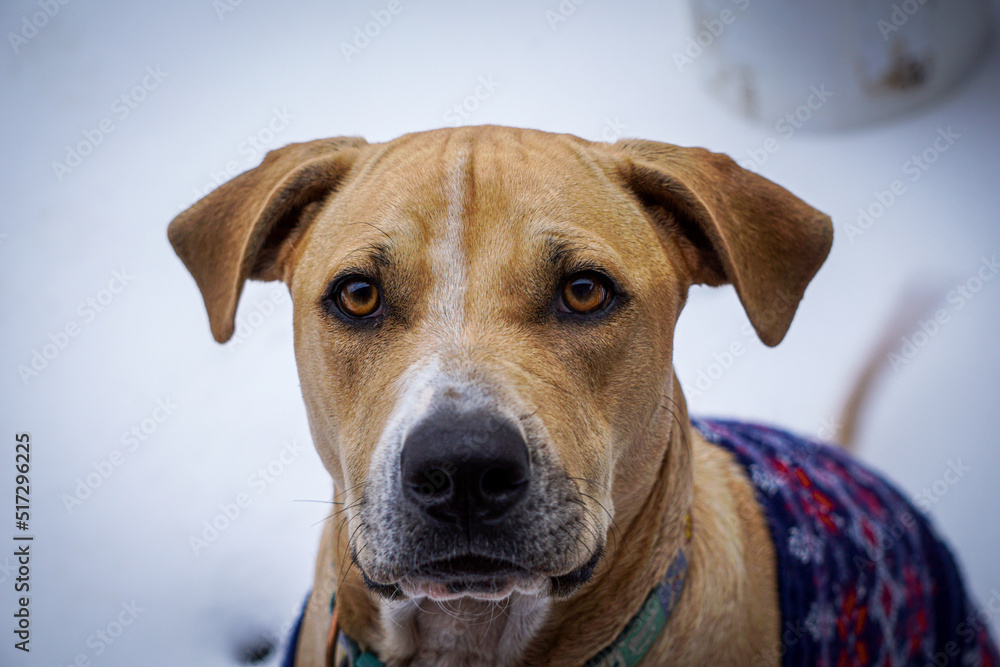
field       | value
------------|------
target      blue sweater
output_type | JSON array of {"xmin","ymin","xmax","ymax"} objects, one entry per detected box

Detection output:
[{"xmin": 695, "ymin": 418, "xmax": 999, "ymax": 667}]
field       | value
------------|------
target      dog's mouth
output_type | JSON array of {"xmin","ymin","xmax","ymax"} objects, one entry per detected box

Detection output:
[
  {"xmin": 414, "ymin": 553, "xmax": 528, "ymax": 581},
  {"xmin": 358, "ymin": 547, "xmax": 604, "ymax": 602},
  {"xmin": 365, "ymin": 553, "xmax": 532, "ymax": 602}
]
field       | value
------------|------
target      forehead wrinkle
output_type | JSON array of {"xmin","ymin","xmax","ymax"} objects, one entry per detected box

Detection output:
[
  {"xmin": 539, "ymin": 230, "xmax": 628, "ymax": 275},
  {"xmin": 345, "ymin": 133, "xmax": 418, "ymax": 188},
  {"xmin": 460, "ymin": 136, "xmax": 641, "ymax": 301},
  {"xmin": 334, "ymin": 238, "xmax": 394, "ymax": 272},
  {"xmin": 558, "ymin": 132, "xmax": 621, "ymax": 185}
]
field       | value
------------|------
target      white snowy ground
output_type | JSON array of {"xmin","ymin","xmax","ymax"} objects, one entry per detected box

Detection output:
[{"xmin": 2, "ymin": 1, "xmax": 999, "ymax": 665}]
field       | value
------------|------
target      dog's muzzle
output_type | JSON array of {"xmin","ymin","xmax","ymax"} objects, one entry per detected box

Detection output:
[{"xmin": 356, "ymin": 397, "xmax": 603, "ymax": 602}]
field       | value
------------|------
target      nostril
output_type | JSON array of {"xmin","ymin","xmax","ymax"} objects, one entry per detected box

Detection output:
[
  {"xmin": 481, "ymin": 466, "xmax": 526, "ymax": 498},
  {"xmin": 409, "ymin": 467, "xmax": 453, "ymax": 500}
]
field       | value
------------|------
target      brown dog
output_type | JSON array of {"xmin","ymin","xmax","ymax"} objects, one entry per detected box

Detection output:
[{"xmin": 169, "ymin": 126, "xmax": 993, "ymax": 666}]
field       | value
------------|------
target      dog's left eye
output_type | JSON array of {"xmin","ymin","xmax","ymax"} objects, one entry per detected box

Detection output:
[
  {"xmin": 336, "ymin": 278, "xmax": 382, "ymax": 319},
  {"xmin": 558, "ymin": 272, "xmax": 613, "ymax": 315}
]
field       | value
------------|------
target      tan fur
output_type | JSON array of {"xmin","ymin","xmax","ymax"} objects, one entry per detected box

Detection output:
[
  {"xmin": 168, "ymin": 126, "xmax": 831, "ymax": 666},
  {"xmin": 519, "ymin": 377, "xmax": 780, "ymax": 667},
  {"xmin": 836, "ymin": 289, "xmax": 947, "ymax": 450}
]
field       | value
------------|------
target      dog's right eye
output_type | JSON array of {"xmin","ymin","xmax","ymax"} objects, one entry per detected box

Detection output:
[
  {"xmin": 558, "ymin": 271, "xmax": 614, "ymax": 315},
  {"xmin": 335, "ymin": 278, "xmax": 382, "ymax": 319}
]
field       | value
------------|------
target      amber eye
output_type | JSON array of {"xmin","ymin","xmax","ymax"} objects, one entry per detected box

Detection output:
[
  {"xmin": 559, "ymin": 272, "xmax": 613, "ymax": 315},
  {"xmin": 336, "ymin": 278, "xmax": 382, "ymax": 319}
]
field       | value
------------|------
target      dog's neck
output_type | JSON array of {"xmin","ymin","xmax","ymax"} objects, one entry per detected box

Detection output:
[
  {"xmin": 337, "ymin": 375, "xmax": 694, "ymax": 667},
  {"xmin": 520, "ymin": 375, "xmax": 694, "ymax": 665}
]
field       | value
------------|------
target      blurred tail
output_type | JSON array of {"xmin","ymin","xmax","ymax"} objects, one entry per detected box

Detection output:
[{"xmin": 836, "ymin": 287, "xmax": 948, "ymax": 451}]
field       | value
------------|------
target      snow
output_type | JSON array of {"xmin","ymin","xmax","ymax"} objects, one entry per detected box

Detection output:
[{"xmin": 1, "ymin": 0, "xmax": 998, "ymax": 664}]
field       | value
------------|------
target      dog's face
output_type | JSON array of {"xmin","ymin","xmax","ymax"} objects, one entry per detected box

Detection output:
[
  {"xmin": 292, "ymin": 131, "xmax": 686, "ymax": 602},
  {"xmin": 169, "ymin": 126, "xmax": 831, "ymax": 603}
]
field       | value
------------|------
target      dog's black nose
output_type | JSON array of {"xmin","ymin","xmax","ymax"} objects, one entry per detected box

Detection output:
[{"xmin": 400, "ymin": 411, "xmax": 530, "ymax": 526}]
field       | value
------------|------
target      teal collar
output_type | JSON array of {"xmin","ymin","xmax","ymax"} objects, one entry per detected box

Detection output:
[
  {"xmin": 328, "ymin": 546, "xmax": 690, "ymax": 667},
  {"xmin": 582, "ymin": 548, "xmax": 688, "ymax": 667}
]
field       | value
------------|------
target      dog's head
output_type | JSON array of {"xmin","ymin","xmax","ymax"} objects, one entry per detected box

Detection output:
[{"xmin": 169, "ymin": 126, "xmax": 831, "ymax": 603}]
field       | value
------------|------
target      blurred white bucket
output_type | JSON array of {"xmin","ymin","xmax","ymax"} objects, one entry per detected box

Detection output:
[{"xmin": 684, "ymin": 0, "xmax": 994, "ymax": 129}]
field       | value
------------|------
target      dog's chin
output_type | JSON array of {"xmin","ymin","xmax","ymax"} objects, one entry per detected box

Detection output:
[{"xmin": 360, "ymin": 546, "xmax": 605, "ymax": 603}]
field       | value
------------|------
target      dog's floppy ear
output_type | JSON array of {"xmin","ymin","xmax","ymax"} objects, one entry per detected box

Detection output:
[
  {"xmin": 613, "ymin": 139, "xmax": 833, "ymax": 347},
  {"xmin": 168, "ymin": 137, "xmax": 367, "ymax": 343}
]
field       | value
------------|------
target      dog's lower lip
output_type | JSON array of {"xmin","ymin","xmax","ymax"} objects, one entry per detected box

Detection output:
[
  {"xmin": 399, "ymin": 554, "xmax": 532, "ymax": 601},
  {"xmin": 412, "ymin": 554, "xmax": 527, "ymax": 580}
]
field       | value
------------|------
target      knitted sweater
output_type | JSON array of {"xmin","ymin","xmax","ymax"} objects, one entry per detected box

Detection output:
[{"xmin": 695, "ymin": 418, "xmax": 998, "ymax": 667}]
